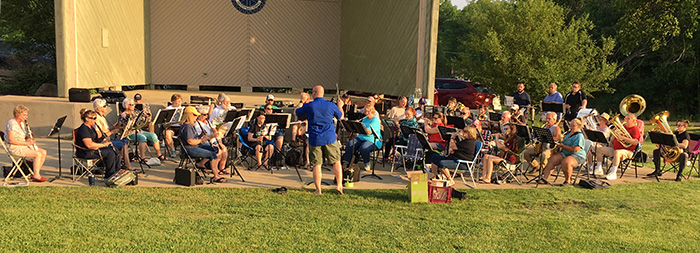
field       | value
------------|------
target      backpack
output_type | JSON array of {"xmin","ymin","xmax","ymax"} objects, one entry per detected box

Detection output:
[
  {"xmin": 285, "ymin": 147, "xmax": 303, "ymax": 167},
  {"xmin": 578, "ymin": 179, "xmax": 611, "ymax": 189}
]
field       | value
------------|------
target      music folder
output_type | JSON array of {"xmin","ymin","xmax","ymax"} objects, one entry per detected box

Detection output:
[
  {"xmin": 583, "ymin": 129, "xmax": 608, "ymax": 144},
  {"xmin": 341, "ymin": 120, "xmax": 370, "ymax": 135},
  {"xmin": 153, "ymin": 109, "xmax": 175, "ymax": 126},
  {"xmin": 648, "ymin": 131, "xmax": 679, "ymax": 147},
  {"xmin": 532, "ymin": 127, "xmax": 556, "ymax": 144},
  {"xmin": 541, "ymin": 102, "xmax": 565, "ymax": 113},
  {"xmin": 446, "ymin": 116, "xmax": 465, "ymax": 129}
]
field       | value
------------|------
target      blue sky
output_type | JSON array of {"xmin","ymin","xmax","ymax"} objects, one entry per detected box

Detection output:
[{"xmin": 451, "ymin": 0, "xmax": 469, "ymax": 9}]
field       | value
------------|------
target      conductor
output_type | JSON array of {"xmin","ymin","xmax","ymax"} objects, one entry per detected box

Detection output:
[{"xmin": 295, "ymin": 85, "xmax": 344, "ymax": 195}]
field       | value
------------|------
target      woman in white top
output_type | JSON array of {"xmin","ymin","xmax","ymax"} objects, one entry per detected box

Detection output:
[
  {"xmin": 4, "ymin": 105, "xmax": 48, "ymax": 182},
  {"xmin": 93, "ymin": 99, "xmax": 133, "ymax": 171}
]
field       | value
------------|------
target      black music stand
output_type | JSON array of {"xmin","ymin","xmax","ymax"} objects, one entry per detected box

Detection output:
[
  {"xmin": 515, "ymin": 124, "xmax": 533, "ymax": 144},
  {"xmin": 339, "ymin": 121, "xmax": 383, "ymax": 180},
  {"xmin": 346, "ymin": 112, "xmax": 364, "ymax": 121},
  {"xmin": 583, "ymin": 129, "xmax": 607, "ymax": 179},
  {"xmin": 48, "ymin": 115, "xmax": 67, "ymax": 182},
  {"xmin": 648, "ymin": 131, "xmax": 679, "ymax": 182},
  {"xmin": 437, "ymin": 126, "xmax": 457, "ymax": 156},
  {"xmin": 446, "ymin": 116, "xmax": 465, "ymax": 129},
  {"xmin": 263, "ymin": 114, "xmax": 291, "ymax": 170},
  {"xmin": 527, "ymin": 127, "xmax": 556, "ymax": 186},
  {"xmin": 223, "ymin": 116, "xmax": 246, "ymax": 182},
  {"xmin": 123, "ymin": 110, "xmax": 150, "ymax": 174}
]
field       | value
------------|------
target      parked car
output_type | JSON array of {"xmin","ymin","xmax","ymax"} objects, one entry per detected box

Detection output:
[{"xmin": 433, "ymin": 78, "xmax": 494, "ymax": 108}]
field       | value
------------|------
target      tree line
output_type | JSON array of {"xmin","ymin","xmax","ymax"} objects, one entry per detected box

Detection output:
[{"xmin": 437, "ymin": 0, "xmax": 699, "ymax": 120}]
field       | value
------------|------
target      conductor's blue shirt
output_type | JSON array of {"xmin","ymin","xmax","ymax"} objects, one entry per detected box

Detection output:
[{"xmin": 295, "ymin": 97, "xmax": 342, "ymax": 147}]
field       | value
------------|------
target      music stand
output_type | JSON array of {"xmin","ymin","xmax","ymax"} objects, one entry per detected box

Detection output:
[
  {"xmin": 527, "ymin": 127, "xmax": 556, "ymax": 186},
  {"xmin": 437, "ymin": 126, "xmax": 457, "ymax": 156},
  {"xmin": 48, "ymin": 115, "xmax": 67, "ymax": 182},
  {"xmin": 541, "ymin": 102, "xmax": 565, "ymax": 114},
  {"xmin": 222, "ymin": 116, "xmax": 246, "ymax": 182},
  {"xmin": 515, "ymin": 124, "xmax": 533, "ymax": 144},
  {"xmin": 649, "ymin": 131, "xmax": 679, "ymax": 182},
  {"xmin": 122, "ymin": 110, "xmax": 150, "ymax": 173},
  {"xmin": 346, "ymin": 112, "xmax": 364, "ymax": 121},
  {"xmin": 446, "ymin": 116, "xmax": 465, "ymax": 129}
]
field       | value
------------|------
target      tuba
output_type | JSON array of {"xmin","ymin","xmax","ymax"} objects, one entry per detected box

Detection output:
[
  {"xmin": 620, "ymin": 94, "xmax": 646, "ymax": 117},
  {"xmin": 608, "ymin": 114, "xmax": 634, "ymax": 148},
  {"xmin": 650, "ymin": 111, "xmax": 682, "ymax": 162}
]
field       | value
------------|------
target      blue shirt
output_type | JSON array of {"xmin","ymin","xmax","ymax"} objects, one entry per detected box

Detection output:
[
  {"xmin": 544, "ymin": 92, "xmax": 564, "ymax": 103},
  {"xmin": 357, "ymin": 116, "xmax": 382, "ymax": 149},
  {"xmin": 295, "ymin": 97, "xmax": 343, "ymax": 146},
  {"xmin": 561, "ymin": 130, "xmax": 585, "ymax": 159},
  {"xmin": 179, "ymin": 123, "xmax": 198, "ymax": 148}
]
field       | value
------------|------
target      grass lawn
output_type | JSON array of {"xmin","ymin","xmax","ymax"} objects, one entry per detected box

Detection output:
[{"xmin": 1, "ymin": 180, "xmax": 700, "ymax": 252}]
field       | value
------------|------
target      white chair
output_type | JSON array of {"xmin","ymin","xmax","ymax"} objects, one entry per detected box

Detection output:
[
  {"xmin": 390, "ymin": 134, "xmax": 424, "ymax": 177},
  {"xmin": 452, "ymin": 140, "xmax": 483, "ymax": 188},
  {"xmin": 0, "ymin": 131, "xmax": 33, "ymax": 185}
]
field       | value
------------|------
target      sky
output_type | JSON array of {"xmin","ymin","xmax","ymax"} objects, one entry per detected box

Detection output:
[{"xmin": 451, "ymin": 0, "xmax": 470, "ymax": 9}]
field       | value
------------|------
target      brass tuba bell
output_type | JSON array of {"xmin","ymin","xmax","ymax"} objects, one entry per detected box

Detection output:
[
  {"xmin": 650, "ymin": 111, "xmax": 682, "ymax": 162},
  {"xmin": 608, "ymin": 114, "xmax": 635, "ymax": 148},
  {"xmin": 620, "ymin": 94, "xmax": 646, "ymax": 117}
]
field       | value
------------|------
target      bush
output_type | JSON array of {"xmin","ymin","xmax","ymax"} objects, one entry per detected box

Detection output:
[{"xmin": 0, "ymin": 62, "xmax": 56, "ymax": 95}]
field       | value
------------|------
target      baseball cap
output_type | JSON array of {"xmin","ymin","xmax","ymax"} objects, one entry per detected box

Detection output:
[
  {"xmin": 266, "ymin": 94, "xmax": 275, "ymax": 100},
  {"xmin": 184, "ymin": 106, "xmax": 200, "ymax": 116},
  {"xmin": 418, "ymin": 97, "xmax": 427, "ymax": 104},
  {"xmin": 134, "ymin": 93, "xmax": 142, "ymax": 100},
  {"xmin": 510, "ymin": 104, "xmax": 519, "ymax": 111}
]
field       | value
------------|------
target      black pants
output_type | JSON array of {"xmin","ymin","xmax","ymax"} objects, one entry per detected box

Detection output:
[
  {"xmin": 98, "ymin": 147, "xmax": 120, "ymax": 179},
  {"xmin": 653, "ymin": 149, "xmax": 687, "ymax": 179}
]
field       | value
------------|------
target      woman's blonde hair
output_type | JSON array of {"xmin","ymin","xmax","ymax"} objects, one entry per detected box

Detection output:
[
  {"xmin": 464, "ymin": 125, "xmax": 477, "ymax": 140},
  {"xmin": 364, "ymin": 104, "xmax": 375, "ymax": 114},
  {"xmin": 181, "ymin": 112, "xmax": 198, "ymax": 125},
  {"xmin": 13, "ymin": 105, "xmax": 28, "ymax": 117},
  {"xmin": 570, "ymin": 118, "xmax": 583, "ymax": 128}
]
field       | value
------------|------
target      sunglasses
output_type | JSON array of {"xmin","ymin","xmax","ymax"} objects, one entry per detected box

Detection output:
[
  {"xmin": 127, "ymin": 104, "xmax": 135, "ymax": 106},
  {"xmin": 265, "ymin": 108, "xmax": 273, "ymax": 110},
  {"xmin": 87, "ymin": 116, "xmax": 97, "ymax": 120}
]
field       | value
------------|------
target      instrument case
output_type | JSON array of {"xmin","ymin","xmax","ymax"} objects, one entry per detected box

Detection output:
[{"xmin": 174, "ymin": 168, "xmax": 203, "ymax": 186}]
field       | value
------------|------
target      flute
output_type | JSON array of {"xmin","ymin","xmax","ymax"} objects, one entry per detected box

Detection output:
[{"xmin": 25, "ymin": 121, "xmax": 39, "ymax": 151}]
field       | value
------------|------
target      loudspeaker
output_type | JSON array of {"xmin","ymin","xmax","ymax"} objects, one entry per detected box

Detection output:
[{"xmin": 68, "ymin": 88, "xmax": 91, "ymax": 102}]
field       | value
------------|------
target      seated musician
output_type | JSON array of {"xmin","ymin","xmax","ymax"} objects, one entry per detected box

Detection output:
[
  {"xmin": 194, "ymin": 106, "xmax": 229, "ymax": 175},
  {"xmin": 539, "ymin": 118, "xmax": 586, "ymax": 185},
  {"xmin": 387, "ymin": 96, "xmax": 408, "ymax": 124},
  {"xmin": 523, "ymin": 112, "xmax": 561, "ymax": 173},
  {"xmin": 260, "ymin": 94, "xmax": 278, "ymax": 109},
  {"xmin": 585, "ymin": 113, "xmax": 610, "ymax": 176},
  {"xmin": 163, "ymin": 94, "xmax": 184, "ymax": 157},
  {"xmin": 342, "ymin": 105, "xmax": 382, "ymax": 171},
  {"xmin": 179, "ymin": 106, "xmax": 227, "ymax": 183},
  {"xmin": 498, "ymin": 111, "xmax": 512, "ymax": 134},
  {"xmin": 4, "ymin": 105, "xmax": 48, "ymax": 182},
  {"xmin": 209, "ymin": 94, "xmax": 236, "ymax": 125},
  {"xmin": 119, "ymin": 98, "xmax": 166, "ymax": 162},
  {"xmin": 262, "ymin": 105, "xmax": 285, "ymax": 151},
  {"xmin": 480, "ymin": 123, "xmax": 520, "ymax": 184},
  {"xmin": 429, "ymin": 125, "xmax": 478, "ymax": 186},
  {"xmin": 248, "ymin": 112, "xmax": 275, "ymax": 170},
  {"xmin": 648, "ymin": 120, "xmax": 692, "ymax": 181},
  {"xmin": 384, "ymin": 107, "xmax": 419, "ymax": 160},
  {"xmin": 424, "ymin": 112, "xmax": 446, "ymax": 150},
  {"xmin": 75, "ymin": 109, "xmax": 120, "ymax": 179},
  {"xmin": 460, "ymin": 106, "xmax": 482, "ymax": 133},
  {"xmin": 593, "ymin": 114, "xmax": 641, "ymax": 180},
  {"xmin": 93, "ymin": 99, "xmax": 132, "ymax": 171},
  {"xmin": 445, "ymin": 97, "xmax": 464, "ymax": 117},
  {"xmin": 509, "ymin": 104, "xmax": 527, "ymax": 125},
  {"xmin": 337, "ymin": 93, "xmax": 353, "ymax": 120}
]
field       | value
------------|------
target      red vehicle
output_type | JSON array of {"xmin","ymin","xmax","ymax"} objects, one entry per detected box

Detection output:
[{"xmin": 433, "ymin": 78, "xmax": 494, "ymax": 108}]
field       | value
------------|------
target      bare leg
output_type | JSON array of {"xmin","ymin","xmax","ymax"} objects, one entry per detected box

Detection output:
[
  {"xmin": 255, "ymin": 145, "xmax": 263, "ymax": 165},
  {"xmin": 153, "ymin": 141, "xmax": 162, "ymax": 157},
  {"xmin": 542, "ymin": 153, "xmax": 563, "ymax": 180},
  {"xmin": 25, "ymin": 148, "xmax": 47, "ymax": 178},
  {"xmin": 164, "ymin": 129, "xmax": 174, "ymax": 151},
  {"xmin": 333, "ymin": 161, "xmax": 343, "ymax": 194},
  {"xmin": 121, "ymin": 146, "xmax": 132, "ymax": 169},
  {"xmin": 138, "ymin": 142, "xmax": 147, "ymax": 159},
  {"xmin": 313, "ymin": 164, "xmax": 322, "ymax": 194},
  {"xmin": 440, "ymin": 168, "xmax": 455, "ymax": 186}
]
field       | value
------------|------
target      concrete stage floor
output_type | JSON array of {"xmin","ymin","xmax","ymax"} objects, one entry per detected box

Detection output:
[{"xmin": 2, "ymin": 137, "xmax": 688, "ymax": 190}]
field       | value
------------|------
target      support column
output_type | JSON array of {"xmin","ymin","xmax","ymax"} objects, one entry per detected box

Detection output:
[{"xmin": 55, "ymin": 0, "xmax": 77, "ymax": 98}]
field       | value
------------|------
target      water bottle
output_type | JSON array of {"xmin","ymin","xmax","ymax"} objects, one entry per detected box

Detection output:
[{"xmin": 88, "ymin": 175, "xmax": 95, "ymax": 186}]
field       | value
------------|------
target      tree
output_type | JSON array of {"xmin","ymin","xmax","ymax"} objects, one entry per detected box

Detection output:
[
  {"xmin": 436, "ymin": 0, "xmax": 467, "ymax": 78},
  {"xmin": 455, "ymin": 0, "xmax": 620, "ymax": 102},
  {"xmin": 0, "ymin": 0, "xmax": 56, "ymax": 61}
]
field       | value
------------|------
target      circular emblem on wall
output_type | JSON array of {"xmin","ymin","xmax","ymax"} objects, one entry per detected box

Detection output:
[{"xmin": 232, "ymin": 0, "xmax": 266, "ymax": 14}]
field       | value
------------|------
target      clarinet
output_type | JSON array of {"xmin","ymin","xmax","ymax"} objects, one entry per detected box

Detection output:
[
  {"xmin": 25, "ymin": 121, "xmax": 39, "ymax": 151},
  {"xmin": 95, "ymin": 124, "xmax": 119, "ymax": 154}
]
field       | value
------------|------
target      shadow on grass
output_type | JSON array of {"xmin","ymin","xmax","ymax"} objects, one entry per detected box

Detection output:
[{"xmin": 346, "ymin": 189, "xmax": 407, "ymax": 202}]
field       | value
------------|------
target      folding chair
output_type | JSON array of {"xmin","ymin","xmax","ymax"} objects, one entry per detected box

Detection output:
[
  {"xmin": 493, "ymin": 136, "xmax": 526, "ymax": 185},
  {"xmin": 71, "ymin": 129, "xmax": 102, "ymax": 182},
  {"xmin": 176, "ymin": 137, "xmax": 209, "ymax": 181},
  {"xmin": 572, "ymin": 139, "xmax": 594, "ymax": 183},
  {"xmin": 237, "ymin": 127, "xmax": 261, "ymax": 170},
  {"xmin": 0, "ymin": 131, "xmax": 33, "ymax": 185},
  {"xmin": 390, "ymin": 134, "xmax": 424, "ymax": 177},
  {"xmin": 452, "ymin": 141, "xmax": 483, "ymax": 188},
  {"xmin": 685, "ymin": 136, "xmax": 700, "ymax": 179},
  {"xmin": 619, "ymin": 141, "xmax": 644, "ymax": 178}
]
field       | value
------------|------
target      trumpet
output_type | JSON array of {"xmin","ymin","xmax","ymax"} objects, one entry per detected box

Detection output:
[{"xmin": 25, "ymin": 121, "xmax": 38, "ymax": 151}]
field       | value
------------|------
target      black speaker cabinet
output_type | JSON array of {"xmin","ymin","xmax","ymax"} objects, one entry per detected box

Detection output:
[{"xmin": 68, "ymin": 88, "xmax": 91, "ymax": 102}]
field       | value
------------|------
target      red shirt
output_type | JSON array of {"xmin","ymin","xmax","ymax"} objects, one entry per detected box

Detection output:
[
  {"xmin": 428, "ymin": 122, "xmax": 445, "ymax": 145},
  {"xmin": 612, "ymin": 124, "xmax": 640, "ymax": 151}
]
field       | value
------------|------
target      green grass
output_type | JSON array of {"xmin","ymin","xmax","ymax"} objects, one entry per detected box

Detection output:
[{"xmin": 1, "ymin": 181, "xmax": 700, "ymax": 252}]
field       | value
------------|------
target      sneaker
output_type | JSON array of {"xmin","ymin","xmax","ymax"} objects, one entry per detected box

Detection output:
[
  {"xmin": 170, "ymin": 150, "xmax": 177, "ymax": 158},
  {"xmin": 363, "ymin": 164, "xmax": 371, "ymax": 171},
  {"xmin": 594, "ymin": 168, "xmax": 605, "ymax": 176},
  {"xmin": 605, "ymin": 172, "xmax": 617, "ymax": 180}
]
